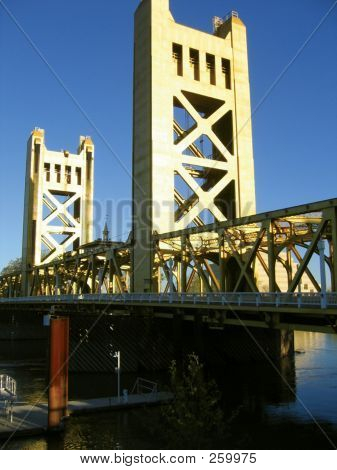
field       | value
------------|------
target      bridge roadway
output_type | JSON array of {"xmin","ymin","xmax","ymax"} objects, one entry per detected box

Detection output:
[{"xmin": 0, "ymin": 292, "xmax": 336, "ymax": 335}]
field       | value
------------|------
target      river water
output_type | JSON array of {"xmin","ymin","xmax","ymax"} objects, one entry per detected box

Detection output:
[{"xmin": 1, "ymin": 331, "xmax": 337, "ymax": 450}]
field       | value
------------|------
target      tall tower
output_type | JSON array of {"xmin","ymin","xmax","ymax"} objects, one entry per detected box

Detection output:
[
  {"xmin": 133, "ymin": 1, "xmax": 256, "ymax": 291},
  {"xmin": 22, "ymin": 129, "xmax": 94, "ymax": 295}
]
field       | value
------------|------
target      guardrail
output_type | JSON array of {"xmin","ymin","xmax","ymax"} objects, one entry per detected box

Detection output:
[
  {"xmin": 131, "ymin": 378, "xmax": 158, "ymax": 397},
  {"xmin": 0, "ymin": 375, "xmax": 17, "ymax": 401},
  {"xmin": 0, "ymin": 292, "xmax": 336, "ymax": 309}
]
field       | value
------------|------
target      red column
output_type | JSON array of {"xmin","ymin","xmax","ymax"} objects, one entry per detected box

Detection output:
[{"xmin": 48, "ymin": 317, "xmax": 69, "ymax": 430}]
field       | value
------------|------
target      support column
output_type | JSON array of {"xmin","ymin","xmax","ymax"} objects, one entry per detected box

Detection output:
[
  {"xmin": 98, "ymin": 267, "xmax": 104, "ymax": 294},
  {"xmin": 44, "ymin": 268, "xmax": 50, "ymax": 296},
  {"xmin": 279, "ymin": 329, "xmax": 295, "ymax": 358},
  {"xmin": 218, "ymin": 232, "xmax": 226, "ymax": 292},
  {"xmin": 109, "ymin": 258, "xmax": 114, "ymax": 293},
  {"xmin": 328, "ymin": 208, "xmax": 337, "ymax": 291},
  {"xmin": 267, "ymin": 221, "xmax": 276, "ymax": 292},
  {"xmin": 180, "ymin": 235, "xmax": 187, "ymax": 293},
  {"xmin": 48, "ymin": 317, "xmax": 69, "ymax": 430},
  {"xmin": 55, "ymin": 272, "xmax": 61, "ymax": 296},
  {"xmin": 91, "ymin": 255, "xmax": 97, "ymax": 294},
  {"xmin": 73, "ymin": 269, "xmax": 79, "ymax": 295},
  {"xmin": 318, "ymin": 240, "xmax": 327, "ymax": 297},
  {"xmin": 286, "ymin": 248, "xmax": 293, "ymax": 289},
  {"xmin": 157, "ymin": 264, "xmax": 162, "ymax": 292}
]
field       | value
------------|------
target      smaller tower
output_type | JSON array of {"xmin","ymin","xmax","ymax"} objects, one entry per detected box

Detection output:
[
  {"xmin": 103, "ymin": 218, "xmax": 110, "ymax": 242},
  {"xmin": 22, "ymin": 129, "xmax": 94, "ymax": 295}
]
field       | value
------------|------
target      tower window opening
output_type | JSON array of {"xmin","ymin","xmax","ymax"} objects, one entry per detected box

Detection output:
[
  {"xmin": 55, "ymin": 164, "xmax": 61, "ymax": 183},
  {"xmin": 34, "ymin": 143, "xmax": 41, "ymax": 173},
  {"xmin": 206, "ymin": 54, "xmax": 216, "ymax": 85},
  {"xmin": 222, "ymin": 58, "xmax": 231, "ymax": 89},
  {"xmin": 65, "ymin": 166, "xmax": 71, "ymax": 184},
  {"xmin": 189, "ymin": 48, "xmax": 200, "ymax": 81},
  {"xmin": 44, "ymin": 163, "xmax": 50, "ymax": 182},
  {"xmin": 172, "ymin": 43, "xmax": 183, "ymax": 76},
  {"xmin": 76, "ymin": 167, "xmax": 82, "ymax": 185},
  {"xmin": 86, "ymin": 152, "xmax": 92, "ymax": 181}
]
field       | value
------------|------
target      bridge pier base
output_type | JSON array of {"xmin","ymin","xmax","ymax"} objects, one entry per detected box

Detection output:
[
  {"xmin": 278, "ymin": 329, "xmax": 295, "ymax": 358},
  {"xmin": 48, "ymin": 317, "xmax": 69, "ymax": 431},
  {"xmin": 202, "ymin": 326, "xmax": 294, "ymax": 364}
]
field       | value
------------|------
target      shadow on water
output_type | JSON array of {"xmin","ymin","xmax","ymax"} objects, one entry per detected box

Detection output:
[{"xmin": 1, "ymin": 331, "xmax": 337, "ymax": 449}]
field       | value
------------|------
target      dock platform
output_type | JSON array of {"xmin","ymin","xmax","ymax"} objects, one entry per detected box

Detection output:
[{"xmin": 0, "ymin": 392, "xmax": 173, "ymax": 441}]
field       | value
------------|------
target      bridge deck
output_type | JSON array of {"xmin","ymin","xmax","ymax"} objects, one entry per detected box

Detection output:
[{"xmin": 0, "ymin": 293, "xmax": 336, "ymax": 335}]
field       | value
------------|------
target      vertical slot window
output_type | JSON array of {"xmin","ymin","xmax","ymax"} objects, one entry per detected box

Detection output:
[
  {"xmin": 86, "ymin": 152, "xmax": 92, "ymax": 181},
  {"xmin": 189, "ymin": 49, "xmax": 200, "ymax": 81},
  {"xmin": 172, "ymin": 43, "xmax": 183, "ymax": 76},
  {"xmin": 44, "ymin": 163, "xmax": 50, "ymax": 182},
  {"xmin": 34, "ymin": 143, "xmax": 40, "ymax": 173},
  {"xmin": 55, "ymin": 164, "xmax": 61, "ymax": 183},
  {"xmin": 76, "ymin": 167, "xmax": 82, "ymax": 185},
  {"xmin": 206, "ymin": 54, "xmax": 216, "ymax": 85},
  {"xmin": 222, "ymin": 58, "xmax": 231, "ymax": 89},
  {"xmin": 65, "ymin": 166, "xmax": 71, "ymax": 184}
]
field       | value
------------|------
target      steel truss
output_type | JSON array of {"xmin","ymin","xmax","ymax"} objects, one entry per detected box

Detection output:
[
  {"xmin": 0, "ymin": 244, "xmax": 130, "ymax": 297},
  {"xmin": 1, "ymin": 198, "xmax": 337, "ymax": 298},
  {"xmin": 154, "ymin": 198, "xmax": 337, "ymax": 295}
]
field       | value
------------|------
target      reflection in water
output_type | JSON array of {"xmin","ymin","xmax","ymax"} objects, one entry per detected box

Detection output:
[
  {"xmin": 1, "ymin": 331, "xmax": 337, "ymax": 449},
  {"xmin": 265, "ymin": 332, "xmax": 337, "ymax": 425}
]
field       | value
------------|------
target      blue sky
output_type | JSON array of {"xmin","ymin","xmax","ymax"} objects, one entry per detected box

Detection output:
[{"xmin": 0, "ymin": 0, "xmax": 336, "ymax": 270}]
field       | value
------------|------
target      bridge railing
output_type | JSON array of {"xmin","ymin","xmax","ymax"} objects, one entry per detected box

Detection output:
[{"xmin": 1, "ymin": 292, "xmax": 336, "ymax": 309}]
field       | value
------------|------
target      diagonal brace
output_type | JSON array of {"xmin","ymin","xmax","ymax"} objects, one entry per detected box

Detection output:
[
  {"xmin": 288, "ymin": 220, "xmax": 327, "ymax": 293},
  {"xmin": 233, "ymin": 227, "xmax": 266, "ymax": 292},
  {"xmin": 222, "ymin": 230, "xmax": 258, "ymax": 292}
]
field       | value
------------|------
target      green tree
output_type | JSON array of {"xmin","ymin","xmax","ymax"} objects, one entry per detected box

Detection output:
[
  {"xmin": 0, "ymin": 257, "xmax": 22, "ymax": 276},
  {"xmin": 162, "ymin": 353, "xmax": 227, "ymax": 449}
]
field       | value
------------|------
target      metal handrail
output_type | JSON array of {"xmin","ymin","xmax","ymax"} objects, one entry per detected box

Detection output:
[
  {"xmin": 0, "ymin": 292, "xmax": 336, "ymax": 309},
  {"xmin": 0, "ymin": 375, "xmax": 17, "ymax": 401},
  {"xmin": 131, "ymin": 377, "xmax": 158, "ymax": 396}
]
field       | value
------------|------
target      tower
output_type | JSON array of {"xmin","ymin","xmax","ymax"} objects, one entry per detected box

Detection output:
[
  {"xmin": 132, "ymin": 1, "xmax": 256, "ymax": 291},
  {"xmin": 22, "ymin": 129, "xmax": 94, "ymax": 295},
  {"xmin": 103, "ymin": 219, "xmax": 110, "ymax": 242}
]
